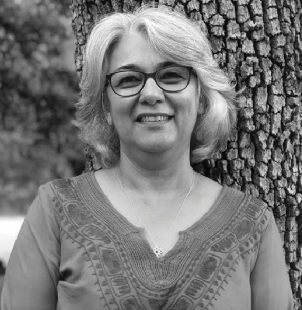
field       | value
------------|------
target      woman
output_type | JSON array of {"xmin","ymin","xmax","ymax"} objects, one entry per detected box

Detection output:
[{"xmin": 1, "ymin": 6, "xmax": 293, "ymax": 310}]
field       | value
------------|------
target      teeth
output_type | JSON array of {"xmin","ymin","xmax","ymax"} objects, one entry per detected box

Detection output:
[{"xmin": 140, "ymin": 115, "xmax": 169, "ymax": 122}]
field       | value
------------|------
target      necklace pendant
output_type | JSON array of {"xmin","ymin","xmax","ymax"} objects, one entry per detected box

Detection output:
[{"xmin": 153, "ymin": 246, "xmax": 164, "ymax": 258}]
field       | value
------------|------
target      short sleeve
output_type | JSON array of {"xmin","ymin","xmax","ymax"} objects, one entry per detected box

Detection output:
[
  {"xmin": 250, "ymin": 210, "xmax": 294, "ymax": 310},
  {"xmin": 1, "ymin": 184, "xmax": 60, "ymax": 310}
]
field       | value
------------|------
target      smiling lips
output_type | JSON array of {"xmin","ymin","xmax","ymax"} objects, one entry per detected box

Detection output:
[{"xmin": 137, "ymin": 115, "xmax": 172, "ymax": 123}]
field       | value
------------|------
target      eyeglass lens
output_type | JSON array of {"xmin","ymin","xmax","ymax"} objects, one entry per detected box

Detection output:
[{"xmin": 110, "ymin": 66, "xmax": 190, "ymax": 97}]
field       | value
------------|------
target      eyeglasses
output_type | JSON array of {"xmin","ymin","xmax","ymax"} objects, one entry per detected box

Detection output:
[{"xmin": 106, "ymin": 66, "xmax": 193, "ymax": 97}]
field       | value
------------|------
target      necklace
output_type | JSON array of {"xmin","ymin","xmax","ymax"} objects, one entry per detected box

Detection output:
[{"xmin": 116, "ymin": 168, "xmax": 195, "ymax": 258}]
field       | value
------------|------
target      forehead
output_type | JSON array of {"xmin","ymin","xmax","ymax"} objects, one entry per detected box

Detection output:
[{"xmin": 107, "ymin": 32, "xmax": 169, "ymax": 72}]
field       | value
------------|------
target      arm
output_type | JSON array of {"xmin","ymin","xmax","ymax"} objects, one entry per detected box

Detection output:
[
  {"xmin": 1, "ymin": 185, "xmax": 60, "ymax": 310},
  {"xmin": 251, "ymin": 210, "xmax": 294, "ymax": 310}
]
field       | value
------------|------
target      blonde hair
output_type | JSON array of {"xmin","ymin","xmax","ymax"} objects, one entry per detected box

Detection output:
[{"xmin": 75, "ymin": 6, "xmax": 237, "ymax": 168}]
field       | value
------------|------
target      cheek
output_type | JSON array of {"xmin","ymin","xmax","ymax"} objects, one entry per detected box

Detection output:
[
  {"xmin": 186, "ymin": 93, "xmax": 199, "ymax": 128},
  {"xmin": 179, "ymin": 82, "xmax": 200, "ymax": 116},
  {"xmin": 106, "ymin": 90, "xmax": 121, "ymax": 116},
  {"xmin": 170, "ymin": 93, "xmax": 198, "ymax": 122},
  {"xmin": 194, "ymin": 87, "xmax": 201, "ymax": 111},
  {"xmin": 187, "ymin": 92, "xmax": 200, "ymax": 117},
  {"xmin": 107, "ymin": 97, "xmax": 135, "ymax": 128}
]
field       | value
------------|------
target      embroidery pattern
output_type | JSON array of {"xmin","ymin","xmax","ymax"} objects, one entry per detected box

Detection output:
[{"xmin": 51, "ymin": 176, "xmax": 269, "ymax": 310}]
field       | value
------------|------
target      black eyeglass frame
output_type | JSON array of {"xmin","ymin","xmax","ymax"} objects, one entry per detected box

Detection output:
[{"xmin": 106, "ymin": 66, "xmax": 194, "ymax": 98}]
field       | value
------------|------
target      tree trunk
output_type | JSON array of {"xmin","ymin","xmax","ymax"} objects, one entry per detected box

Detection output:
[{"xmin": 71, "ymin": 0, "xmax": 302, "ymax": 307}]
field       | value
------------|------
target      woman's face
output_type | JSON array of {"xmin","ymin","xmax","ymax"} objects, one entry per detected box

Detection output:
[{"xmin": 106, "ymin": 32, "xmax": 200, "ymax": 162}]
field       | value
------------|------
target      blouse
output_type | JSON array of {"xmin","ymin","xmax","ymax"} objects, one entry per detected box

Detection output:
[{"xmin": 1, "ymin": 172, "xmax": 294, "ymax": 310}]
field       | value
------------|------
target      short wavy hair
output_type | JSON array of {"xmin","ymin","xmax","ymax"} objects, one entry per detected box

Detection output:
[{"xmin": 75, "ymin": 6, "xmax": 237, "ymax": 169}]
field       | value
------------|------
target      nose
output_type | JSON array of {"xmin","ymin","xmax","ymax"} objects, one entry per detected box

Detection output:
[{"xmin": 138, "ymin": 77, "xmax": 165, "ymax": 105}]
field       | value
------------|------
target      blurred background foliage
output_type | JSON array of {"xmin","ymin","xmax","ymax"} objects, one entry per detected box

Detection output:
[{"xmin": 0, "ymin": 0, "xmax": 85, "ymax": 215}]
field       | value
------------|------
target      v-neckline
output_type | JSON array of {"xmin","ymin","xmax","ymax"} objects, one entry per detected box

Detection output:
[{"xmin": 76, "ymin": 172, "xmax": 239, "ymax": 261}]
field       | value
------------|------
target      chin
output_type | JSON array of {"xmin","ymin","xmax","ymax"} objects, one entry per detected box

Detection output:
[{"xmin": 139, "ymin": 140, "xmax": 175, "ymax": 153}]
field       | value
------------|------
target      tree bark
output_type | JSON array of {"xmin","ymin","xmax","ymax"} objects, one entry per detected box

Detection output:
[{"xmin": 71, "ymin": 0, "xmax": 302, "ymax": 307}]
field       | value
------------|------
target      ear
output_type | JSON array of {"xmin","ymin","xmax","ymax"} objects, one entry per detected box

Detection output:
[{"xmin": 107, "ymin": 112, "xmax": 113, "ymax": 125}]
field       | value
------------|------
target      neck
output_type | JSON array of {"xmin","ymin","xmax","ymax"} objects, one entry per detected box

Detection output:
[{"xmin": 117, "ymin": 150, "xmax": 194, "ymax": 193}]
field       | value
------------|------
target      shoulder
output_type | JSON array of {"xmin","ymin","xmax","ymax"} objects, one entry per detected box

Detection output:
[
  {"xmin": 32, "ymin": 172, "xmax": 93, "ymax": 217},
  {"xmin": 39, "ymin": 172, "xmax": 93, "ymax": 196},
  {"xmin": 222, "ymin": 185, "xmax": 273, "ymax": 237},
  {"xmin": 203, "ymin": 186, "xmax": 274, "ymax": 263},
  {"xmin": 30, "ymin": 172, "xmax": 98, "ymax": 227},
  {"xmin": 195, "ymin": 175, "xmax": 272, "ymax": 227},
  {"xmin": 24, "ymin": 175, "xmax": 93, "ymax": 237}
]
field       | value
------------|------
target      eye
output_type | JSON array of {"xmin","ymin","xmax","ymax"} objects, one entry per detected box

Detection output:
[
  {"xmin": 158, "ymin": 67, "xmax": 188, "ymax": 84},
  {"xmin": 112, "ymin": 72, "xmax": 143, "ymax": 89}
]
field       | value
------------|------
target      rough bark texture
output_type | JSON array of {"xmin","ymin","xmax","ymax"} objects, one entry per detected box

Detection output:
[{"xmin": 71, "ymin": 0, "xmax": 302, "ymax": 307}]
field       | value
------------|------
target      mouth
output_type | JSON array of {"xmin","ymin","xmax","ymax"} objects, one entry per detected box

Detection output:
[{"xmin": 136, "ymin": 114, "xmax": 173, "ymax": 123}]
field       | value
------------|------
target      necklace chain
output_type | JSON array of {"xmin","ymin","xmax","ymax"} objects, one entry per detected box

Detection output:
[{"xmin": 116, "ymin": 168, "xmax": 195, "ymax": 258}]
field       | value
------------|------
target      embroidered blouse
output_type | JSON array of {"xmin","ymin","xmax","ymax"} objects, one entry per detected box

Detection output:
[{"xmin": 1, "ymin": 172, "xmax": 293, "ymax": 310}]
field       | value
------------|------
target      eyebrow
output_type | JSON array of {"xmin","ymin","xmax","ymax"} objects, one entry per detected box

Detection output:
[{"xmin": 113, "ymin": 61, "xmax": 178, "ymax": 72}]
